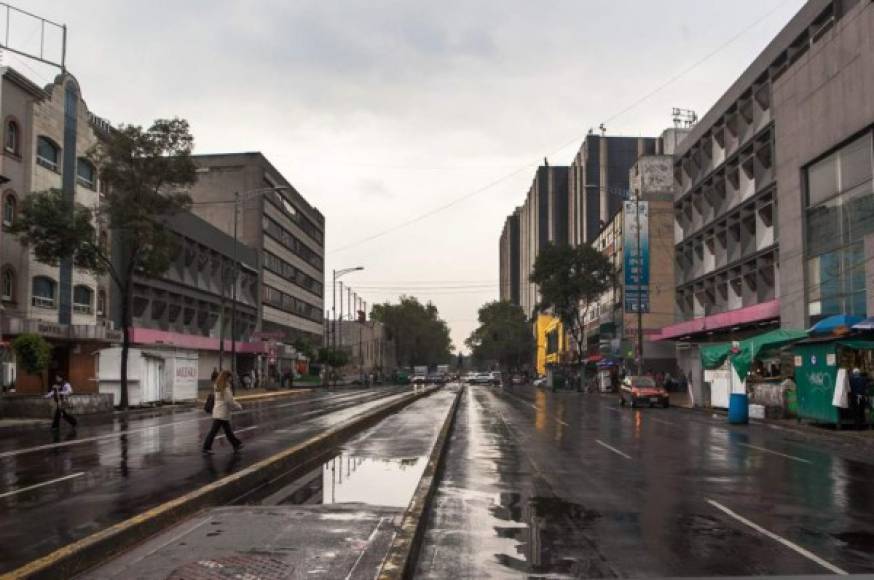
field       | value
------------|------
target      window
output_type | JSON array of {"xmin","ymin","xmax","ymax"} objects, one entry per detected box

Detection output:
[
  {"xmin": 97, "ymin": 289, "xmax": 107, "ymax": 316},
  {"xmin": 31, "ymin": 276, "xmax": 57, "ymax": 308},
  {"xmin": 3, "ymin": 192, "xmax": 16, "ymax": 227},
  {"xmin": 806, "ymin": 132, "xmax": 874, "ymax": 322},
  {"xmin": 36, "ymin": 136, "xmax": 60, "ymax": 172},
  {"xmin": 4, "ymin": 119, "xmax": 19, "ymax": 155},
  {"xmin": 77, "ymin": 158, "xmax": 96, "ymax": 189},
  {"xmin": 73, "ymin": 285, "xmax": 94, "ymax": 314},
  {"xmin": 1, "ymin": 267, "xmax": 14, "ymax": 301}
]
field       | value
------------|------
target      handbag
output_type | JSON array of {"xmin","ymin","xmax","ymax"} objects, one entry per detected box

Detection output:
[{"xmin": 203, "ymin": 392, "xmax": 215, "ymax": 414}]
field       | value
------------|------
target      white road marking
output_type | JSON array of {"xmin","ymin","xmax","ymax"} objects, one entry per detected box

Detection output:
[
  {"xmin": 738, "ymin": 443, "xmax": 811, "ymax": 464},
  {"xmin": 595, "ymin": 439, "xmax": 631, "ymax": 459},
  {"xmin": 345, "ymin": 516, "xmax": 385, "ymax": 580},
  {"xmin": 555, "ymin": 418, "xmax": 569, "ymax": 427},
  {"xmin": 706, "ymin": 499, "xmax": 847, "ymax": 575},
  {"xmin": 0, "ymin": 390, "xmax": 391, "ymax": 459},
  {"xmin": 0, "ymin": 472, "xmax": 85, "ymax": 499},
  {"xmin": 215, "ymin": 426, "xmax": 257, "ymax": 440}
]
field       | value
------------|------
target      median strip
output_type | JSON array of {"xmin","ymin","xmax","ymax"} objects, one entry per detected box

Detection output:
[
  {"xmin": 3, "ymin": 387, "xmax": 436, "ymax": 580},
  {"xmin": 377, "ymin": 385, "xmax": 464, "ymax": 580}
]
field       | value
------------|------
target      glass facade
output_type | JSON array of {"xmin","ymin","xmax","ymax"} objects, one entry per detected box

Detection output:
[{"xmin": 805, "ymin": 132, "xmax": 874, "ymax": 322}]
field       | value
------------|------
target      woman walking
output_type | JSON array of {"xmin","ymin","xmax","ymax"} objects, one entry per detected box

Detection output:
[{"xmin": 202, "ymin": 369, "xmax": 244, "ymax": 455}]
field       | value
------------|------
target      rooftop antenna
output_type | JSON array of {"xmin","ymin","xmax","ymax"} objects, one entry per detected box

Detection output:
[
  {"xmin": 599, "ymin": 123, "xmax": 607, "ymax": 136},
  {"xmin": 672, "ymin": 108, "xmax": 698, "ymax": 128}
]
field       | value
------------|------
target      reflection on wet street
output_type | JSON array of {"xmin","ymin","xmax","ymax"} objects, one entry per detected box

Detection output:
[
  {"xmin": 0, "ymin": 387, "xmax": 411, "ymax": 573},
  {"xmin": 416, "ymin": 385, "xmax": 874, "ymax": 578}
]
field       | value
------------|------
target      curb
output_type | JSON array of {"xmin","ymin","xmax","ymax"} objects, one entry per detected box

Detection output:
[
  {"xmin": 3, "ymin": 387, "xmax": 438, "ymax": 580},
  {"xmin": 377, "ymin": 385, "xmax": 464, "ymax": 580}
]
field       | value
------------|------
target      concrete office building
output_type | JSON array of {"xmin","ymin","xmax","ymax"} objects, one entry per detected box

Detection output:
[
  {"xmin": 660, "ymin": 0, "xmax": 872, "ymax": 404},
  {"xmin": 0, "ymin": 69, "xmax": 120, "ymax": 393},
  {"xmin": 517, "ymin": 165, "xmax": 569, "ymax": 318},
  {"xmin": 101, "ymin": 211, "xmax": 261, "ymax": 403},
  {"xmin": 499, "ymin": 208, "xmax": 521, "ymax": 305},
  {"xmin": 568, "ymin": 134, "xmax": 661, "ymax": 247},
  {"xmin": 186, "ymin": 153, "xmax": 326, "ymax": 359}
]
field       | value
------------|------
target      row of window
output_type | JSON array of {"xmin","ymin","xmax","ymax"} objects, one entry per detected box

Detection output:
[
  {"xmin": 263, "ymin": 216, "xmax": 323, "ymax": 272},
  {"xmin": 4, "ymin": 118, "xmax": 98, "ymax": 190},
  {"xmin": 262, "ymin": 284, "xmax": 322, "ymax": 324},
  {"xmin": 1, "ymin": 270, "xmax": 106, "ymax": 315},
  {"xmin": 262, "ymin": 250, "xmax": 323, "ymax": 297},
  {"xmin": 267, "ymin": 194, "xmax": 324, "ymax": 245}
]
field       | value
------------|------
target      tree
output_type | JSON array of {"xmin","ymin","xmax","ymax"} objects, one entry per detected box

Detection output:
[
  {"xmin": 371, "ymin": 296, "xmax": 452, "ymax": 367},
  {"xmin": 11, "ymin": 333, "xmax": 53, "ymax": 390},
  {"xmin": 293, "ymin": 337, "xmax": 317, "ymax": 362},
  {"xmin": 12, "ymin": 119, "xmax": 196, "ymax": 409},
  {"xmin": 529, "ymin": 243, "xmax": 615, "ymax": 369},
  {"xmin": 465, "ymin": 301, "xmax": 533, "ymax": 374}
]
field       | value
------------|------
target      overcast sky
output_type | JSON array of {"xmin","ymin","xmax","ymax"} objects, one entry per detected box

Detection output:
[{"xmin": 14, "ymin": 0, "xmax": 804, "ymax": 352}]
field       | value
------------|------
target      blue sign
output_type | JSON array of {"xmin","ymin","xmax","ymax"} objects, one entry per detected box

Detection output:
[{"xmin": 623, "ymin": 201, "xmax": 649, "ymax": 313}]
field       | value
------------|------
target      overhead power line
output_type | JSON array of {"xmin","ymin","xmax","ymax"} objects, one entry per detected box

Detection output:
[{"xmin": 327, "ymin": 0, "xmax": 799, "ymax": 256}]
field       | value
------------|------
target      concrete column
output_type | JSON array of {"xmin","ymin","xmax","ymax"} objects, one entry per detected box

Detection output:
[{"xmin": 866, "ymin": 234, "xmax": 874, "ymax": 317}]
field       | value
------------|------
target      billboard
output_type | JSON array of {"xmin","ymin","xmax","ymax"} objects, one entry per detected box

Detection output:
[{"xmin": 623, "ymin": 201, "xmax": 649, "ymax": 313}]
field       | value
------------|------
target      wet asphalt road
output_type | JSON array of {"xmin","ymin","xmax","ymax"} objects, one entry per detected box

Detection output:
[
  {"xmin": 0, "ymin": 386, "xmax": 410, "ymax": 573},
  {"xmin": 83, "ymin": 387, "xmax": 460, "ymax": 580},
  {"xmin": 416, "ymin": 385, "xmax": 874, "ymax": 578}
]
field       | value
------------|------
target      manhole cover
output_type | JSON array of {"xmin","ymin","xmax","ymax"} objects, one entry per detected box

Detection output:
[{"xmin": 168, "ymin": 553, "xmax": 294, "ymax": 579}]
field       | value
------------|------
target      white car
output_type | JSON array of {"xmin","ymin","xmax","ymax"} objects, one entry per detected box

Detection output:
[{"xmin": 533, "ymin": 377, "xmax": 547, "ymax": 388}]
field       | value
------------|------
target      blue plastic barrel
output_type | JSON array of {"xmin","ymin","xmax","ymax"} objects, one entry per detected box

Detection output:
[{"xmin": 728, "ymin": 393, "xmax": 749, "ymax": 424}]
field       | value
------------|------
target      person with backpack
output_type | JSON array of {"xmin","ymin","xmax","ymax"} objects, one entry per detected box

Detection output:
[
  {"xmin": 202, "ymin": 369, "xmax": 243, "ymax": 455},
  {"xmin": 45, "ymin": 374, "xmax": 78, "ymax": 431}
]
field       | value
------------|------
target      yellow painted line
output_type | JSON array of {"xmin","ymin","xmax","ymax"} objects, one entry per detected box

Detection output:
[{"xmin": 2, "ymin": 389, "xmax": 427, "ymax": 580}]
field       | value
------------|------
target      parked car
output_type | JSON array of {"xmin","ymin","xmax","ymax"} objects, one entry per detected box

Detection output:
[
  {"xmin": 533, "ymin": 376, "xmax": 547, "ymax": 388},
  {"xmin": 619, "ymin": 376, "xmax": 669, "ymax": 408},
  {"xmin": 426, "ymin": 373, "xmax": 444, "ymax": 384},
  {"xmin": 511, "ymin": 374, "xmax": 524, "ymax": 385},
  {"xmin": 411, "ymin": 374, "xmax": 427, "ymax": 385}
]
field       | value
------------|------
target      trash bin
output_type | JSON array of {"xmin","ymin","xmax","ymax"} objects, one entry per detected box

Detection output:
[{"xmin": 728, "ymin": 393, "xmax": 749, "ymax": 424}]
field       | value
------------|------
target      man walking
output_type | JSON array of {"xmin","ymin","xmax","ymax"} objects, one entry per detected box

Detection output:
[{"xmin": 45, "ymin": 374, "xmax": 78, "ymax": 431}]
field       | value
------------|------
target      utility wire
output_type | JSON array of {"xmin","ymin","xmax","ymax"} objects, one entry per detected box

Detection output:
[{"xmin": 327, "ymin": 0, "xmax": 800, "ymax": 256}]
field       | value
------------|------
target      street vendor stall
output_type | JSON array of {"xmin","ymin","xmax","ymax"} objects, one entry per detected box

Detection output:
[
  {"xmin": 792, "ymin": 338, "xmax": 874, "ymax": 426},
  {"xmin": 700, "ymin": 329, "xmax": 807, "ymax": 419}
]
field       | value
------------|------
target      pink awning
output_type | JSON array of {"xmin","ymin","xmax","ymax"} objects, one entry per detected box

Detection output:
[
  {"xmin": 129, "ymin": 327, "xmax": 268, "ymax": 353},
  {"xmin": 654, "ymin": 299, "xmax": 780, "ymax": 341}
]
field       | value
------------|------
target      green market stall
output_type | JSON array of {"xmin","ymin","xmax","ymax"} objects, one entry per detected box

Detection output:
[{"xmin": 792, "ymin": 338, "xmax": 874, "ymax": 425}]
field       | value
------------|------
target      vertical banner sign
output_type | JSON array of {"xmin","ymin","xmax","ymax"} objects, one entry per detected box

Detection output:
[{"xmin": 623, "ymin": 201, "xmax": 650, "ymax": 313}]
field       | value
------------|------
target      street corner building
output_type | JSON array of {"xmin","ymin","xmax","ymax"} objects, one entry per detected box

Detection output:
[
  {"xmin": 657, "ymin": 0, "xmax": 874, "ymax": 409},
  {"xmin": 0, "ymin": 67, "xmax": 120, "ymax": 398}
]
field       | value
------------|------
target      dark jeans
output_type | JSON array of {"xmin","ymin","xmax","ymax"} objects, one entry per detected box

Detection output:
[
  {"xmin": 202, "ymin": 419, "xmax": 241, "ymax": 450},
  {"xmin": 852, "ymin": 394, "xmax": 869, "ymax": 428},
  {"xmin": 52, "ymin": 406, "xmax": 77, "ymax": 429}
]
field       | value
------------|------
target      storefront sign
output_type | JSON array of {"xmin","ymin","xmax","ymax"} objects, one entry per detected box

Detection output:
[
  {"xmin": 794, "ymin": 356, "xmax": 802, "ymax": 367},
  {"xmin": 623, "ymin": 201, "xmax": 649, "ymax": 313},
  {"xmin": 826, "ymin": 353, "xmax": 836, "ymax": 366}
]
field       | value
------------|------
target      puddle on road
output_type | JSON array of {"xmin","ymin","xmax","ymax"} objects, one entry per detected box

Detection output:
[
  {"xmin": 279, "ymin": 452, "xmax": 425, "ymax": 508},
  {"xmin": 487, "ymin": 492, "xmax": 611, "ymax": 577}
]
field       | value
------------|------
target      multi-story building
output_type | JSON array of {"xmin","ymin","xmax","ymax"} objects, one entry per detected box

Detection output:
[
  {"xmin": 582, "ymin": 148, "xmax": 679, "ymax": 372},
  {"xmin": 499, "ymin": 208, "xmax": 521, "ymax": 305},
  {"xmin": 0, "ymin": 68, "xmax": 120, "ymax": 393},
  {"xmin": 186, "ymin": 152, "xmax": 326, "ymax": 351},
  {"xmin": 660, "ymin": 0, "xmax": 873, "ymax": 402},
  {"xmin": 517, "ymin": 164, "xmax": 569, "ymax": 318},
  {"xmin": 106, "ymin": 210, "xmax": 262, "ymax": 397},
  {"xmin": 568, "ymin": 134, "xmax": 661, "ymax": 247}
]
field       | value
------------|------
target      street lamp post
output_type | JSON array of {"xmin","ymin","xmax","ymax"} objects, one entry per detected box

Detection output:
[
  {"xmin": 227, "ymin": 186, "xmax": 289, "ymax": 381},
  {"xmin": 332, "ymin": 266, "xmax": 364, "ymax": 351}
]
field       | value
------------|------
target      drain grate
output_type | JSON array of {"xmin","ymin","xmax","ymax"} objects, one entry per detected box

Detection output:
[{"xmin": 168, "ymin": 553, "xmax": 294, "ymax": 579}]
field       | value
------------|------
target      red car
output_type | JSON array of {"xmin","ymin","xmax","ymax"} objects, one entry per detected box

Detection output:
[{"xmin": 619, "ymin": 376, "xmax": 670, "ymax": 408}]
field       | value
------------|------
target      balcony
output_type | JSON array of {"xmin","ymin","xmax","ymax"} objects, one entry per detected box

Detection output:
[{"xmin": 32, "ymin": 296, "xmax": 56, "ymax": 309}]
